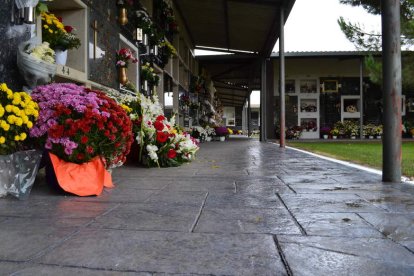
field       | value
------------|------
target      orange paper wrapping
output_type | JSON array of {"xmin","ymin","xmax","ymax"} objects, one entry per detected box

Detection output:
[{"xmin": 49, "ymin": 153, "xmax": 113, "ymax": 196}]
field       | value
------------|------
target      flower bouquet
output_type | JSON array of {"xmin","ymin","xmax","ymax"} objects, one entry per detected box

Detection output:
[
  {"xmin": 0, "ymin": 83, "xmax": 42, "ymax": 199},
  {"xmin": 116, "ymin": 48, "xmax": 138, "ymax": 68},
  {"xmin": 17, "ymin": 38, "xmax": 57, "ymax": 89},
  {"xmin": 141, "ymin": 63, "xmax": 160, "ymax": 88},
  {"xmin": 30, "ymin": 83, "xmax": 134, "ymax": 196},
  {"xmin": 122, "ymin": 93, "xmax": 199, "ymax": 167},
  {"xmin": 41, "ymin": 12, "xmax": 81, "ymax": 51}
]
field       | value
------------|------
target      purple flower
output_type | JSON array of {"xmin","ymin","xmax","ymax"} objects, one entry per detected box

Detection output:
[
  {"xmin": 45, "ymin": 139, "xmax": 53, "ymax": 149},
  {"xmin": 64, "ymin": 147, "xmax": 73, "ymax": 156}
]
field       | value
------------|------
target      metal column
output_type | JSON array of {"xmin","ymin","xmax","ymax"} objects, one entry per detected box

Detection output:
[
  {"xmin": 382, "ymin": 0, "xmax": 402, "ymax": 182},
  {"xmin": 279, "ymin": 7, "xmax": 286, "ymax": 147},
  {"xmin": 359, "ymin": 58, "xmax": 364, "ymax": 139},
  {"xmin": 260, "ymin": 59, "xmax": 267, "ymax": 142},
  {"xmin": 247, "ymin": 92, "xmax": 251, "ymax": 137}
]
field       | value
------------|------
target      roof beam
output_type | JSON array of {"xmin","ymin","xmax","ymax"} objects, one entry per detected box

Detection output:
[
  {"xmin": 224, "ymin": 0, "xmax": 230, "ymax": 50},
  {"xmin": 228, "ymin": 0, "xmax": 282, "ymax": 6}
]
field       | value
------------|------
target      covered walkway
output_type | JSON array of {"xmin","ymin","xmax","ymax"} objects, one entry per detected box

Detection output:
[{"xmin": 1, "ymin": 139, "xmax": 414, "ymax": 275}]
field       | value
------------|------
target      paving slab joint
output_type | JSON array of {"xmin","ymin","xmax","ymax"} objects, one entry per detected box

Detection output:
[
  {"xmin": 275, "ymin": 193, "xmax": 307, "ymax": 236},
  {"xmin": 273, "ymin": 235, "xmax": 293, "ymax": 276},
  {"xmin": 190, "ymin": 192, "xmax": 209, "ymax": 233}
]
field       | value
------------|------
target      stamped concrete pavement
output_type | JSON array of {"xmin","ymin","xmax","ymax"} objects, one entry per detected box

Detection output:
[{"xmin": 1, "ymin": 138, "xmax": 414, "ymax": 275}]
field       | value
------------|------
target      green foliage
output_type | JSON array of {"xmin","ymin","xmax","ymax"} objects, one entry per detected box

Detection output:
[{"xmin": 338, "ymin": 0, "xmax": 414, "ymax": 89}]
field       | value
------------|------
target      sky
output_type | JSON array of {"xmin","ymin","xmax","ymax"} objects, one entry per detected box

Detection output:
[{"xmin": 274, "ymin": 0, "xmax": 382, "ymax": 52}]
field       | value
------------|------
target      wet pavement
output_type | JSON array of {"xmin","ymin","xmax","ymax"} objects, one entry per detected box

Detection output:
[{"xmin": 1, "ymin": 138, "xmax": 414, "ymax": 275}]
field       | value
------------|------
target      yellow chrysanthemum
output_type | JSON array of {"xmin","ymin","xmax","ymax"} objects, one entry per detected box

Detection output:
[
  {"xmin": 5, "ymin": 105, "xmax": 12, "ymax": 113},
  {"xmin": 14, "ymin": 135, "xmax": 20, "ymax": 141},
  {"xmin": 7, "ymin": 115, "xmax": 15, "ymax": 124},
  {"xmin": 0, "ymin": 107, "xmax": 4, "ymax": 118},
  {"xmin": 0, "ymin": 136, "xmax": 5, "ymax": 144},
  {"xmin": 21, "ymin": 115, "xmax": 28, "ymax": 124},
  {"xmin": 20, "ymin": 133, "xmax": 27, "ymax": 141},
  {"xmin": 12, "ymin": 94, "xmax": 21, "ymax": 105},
  {"xmin": 15, "ymin": 118, "xmax": 23, "ymax": 127},
  {"xmin": 26, "ymin": 121, "xmax": 33, "ymax": 129},
  {"xmin": 43, "ymin": 25, "xmax": 49, "ymax": 29},
  {"xmin": 48, "ymin": 29, "xmax": 53, "ymax": 34},
  {"xmin": 0, "ymin": 83, "xmax": 8, "ymax": 91}
]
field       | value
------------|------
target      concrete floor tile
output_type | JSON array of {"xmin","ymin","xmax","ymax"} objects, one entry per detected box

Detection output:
[
  {"xmin": 0, "ymin": 218, "xmax": 79, "ymax": 261},
  {"xmin": 88, "ymin": 203, "xmax": 200, "ymax": 232},
  {"xmin": 205, "ymin": 192, "xmax": 284, "ymax": 209},
  {"xmin": 279, "ymin": 235, "xmax": 414, "ymax": 265},
  {"xmin": 39, "ymin": 229, "xmax": 287, "ymax": 275},
  {"xmin": 145, "ymin": 191, "xmax": 207, "ymax": 207},
  {"xmin": 295, "ymin": 213, "xmax": 383, "ymax": 238},
  {"xmin": 281, "ymin": 241, "xmax": 414, "ymax": 276},
  {"xmin": 280, "ymin": 193, "xmax": 383, "ymax": 213},
  {"xmin": 0, "ymin": 198, "xmax": 116, "ymax": 219},
  {"xmin": 8, "ymin": 263, "xmax": 149, "ymax": 275},
  {"xmin": 194, "ymin": 207, "xmax": 301, "ymax": 235},
  {"xmin": 358, "ymin": 212, "xmax": 414, "ymax": 242}
]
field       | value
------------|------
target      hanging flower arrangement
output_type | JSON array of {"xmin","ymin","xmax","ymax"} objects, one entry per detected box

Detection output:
[
  {"xmin": 0, "ymin": 83, "xmax": 39, "ymax": 155},
  {"xmin": 141, "ymin": 63, "xmax": 160, "ymax": 86},
  {"xmin": 41, "ymin": 12, "xmax": 81, "ymax": 51},
  {"xmin": 116, "ymin": 48, "xmax": 138, "ymax": 68},
  {"xmin": 30, "ymin": 83, "xmax": 133, "ymax": 168},
  {"xmin": 122, "ymin": 94, "xmax": 199, "ymax": 167}
]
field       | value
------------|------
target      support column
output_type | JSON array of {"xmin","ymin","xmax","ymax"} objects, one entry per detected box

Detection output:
[
  {"xmin": 359, "ymin": 58, "xmax": 364, "ymax": 139},
  {"xmin": 266, "ymin": 59, "xmax": 275, "ymax": 139},
  {"xmin": 279, "ymin": 6, "xmax": 286, "ymax": 147},
  {"xmin": 382, "ymin": 0, "xmax": 402, "ymax": 182},
  {"xmin": 260, "ymin": 59, "xmax": 267, "ymax": 142},
  {"xmin": 247, "ymin": 92, "xmax": 251, "ymax": 137}
]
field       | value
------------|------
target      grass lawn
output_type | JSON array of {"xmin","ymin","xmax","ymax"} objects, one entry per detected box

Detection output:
[{"xmin": 287, "ymin": 140, "xmax": 414, "ymax": 179}]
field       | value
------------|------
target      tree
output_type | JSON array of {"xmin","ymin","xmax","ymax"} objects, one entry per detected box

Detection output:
[{"xmin": 338, "ymin": 0, "xmax": 414, "ymax": 88}]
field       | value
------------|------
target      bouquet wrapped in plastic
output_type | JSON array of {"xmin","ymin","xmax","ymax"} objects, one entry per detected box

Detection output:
[{"xmin": 17, "ymin": 37, "xmax": 56, "ymax": 89}]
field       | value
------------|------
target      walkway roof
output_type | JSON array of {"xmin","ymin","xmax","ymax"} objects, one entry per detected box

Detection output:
[
  {"xmin": 178, "ymin": 0, "xmax": 296, "ymax": 107},
  {"xmin": 174, "ymin": 0, "xmax": 296, "ymax": 56}
]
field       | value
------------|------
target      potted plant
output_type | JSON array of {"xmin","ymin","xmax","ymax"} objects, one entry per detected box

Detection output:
[
  {"xmin": 204, "ymin": 125, "xmax": 215, "ymax": 142},
  {"xmin": 41, "ymin": 12, "xmax": 81, "ymax": 65},
  {"xmin": 214, "ymin": 126, "xmax": 229, "ymax": 141},
  {"xmin": 320, "ymin": 126, "xmax": 331, "ymax": 139},
  {"xmin": 30, "ymin": 83, "xmax": 134, "ymax": 196},
  {"xmin": 330, "ymin": 128, "xmax": 339, "ymax": 139},
  {"xmin": 0, "ymin": 83, "xmax": 42, "ymax": 200},
  {"xmin": 374, "ymin": 125, "xmax": 383, "ymax": 139}
]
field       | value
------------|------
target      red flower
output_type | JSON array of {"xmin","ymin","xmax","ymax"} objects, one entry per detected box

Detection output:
[
  {"xmin": 57, "ymin": 16, "xmax": 63, "ymax": 22},
  {"xmin": 80, "ymin": 136, "xmax": 88, "ymax": 144},
  {"xmin": 77, "ymin": 153, "xmax": 85, "ymax": 160},
  {"xmin": 167, "ymin": 149, "xmax": 177, "ymax": 159},
  {"xmin": 156, "ymin": 131, "xmax": 169, "ymax": 143},
  {"xmin": 156, "ymin": 115, "xmax": 165, "ymax": 121},
  {"xmin": 154, "ymin": 121, "xmax": 164, "ymax": 131},
  {"xmin": 64, "ymin": 25, "xmax": 74, "ymax": 33},
  {"xmin": 86, "ymin": 146, "xmax": 94, "ymax": 154}
]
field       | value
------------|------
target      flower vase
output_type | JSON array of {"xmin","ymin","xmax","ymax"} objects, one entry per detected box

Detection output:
[
  {"xmin": 118, "ymin": 67, "xmax": 128, "ymax": 85},
  {"xmin": 351, "ymin": 136, "xmax": 356, "ymax": 139},
  {"xmin": 369, "ymin": 136, "xmax": 374, "ymax": 139},
  {"xmin": 219, "ymin": 136, "xmax": 225, "ymax": 142},
  {"xmin": 376, "ymin": 135, "xmax": 382, "ymax": 139},
  {"xmin": 118, "ymin": 7, "xmax": 128, "ymax": 25},
  {"xmin": 0, "ymin": 150, "xmax": 43, "ymax": 200},
  {"xmin": 332, "ymin": 136, "xmax": 337, "ymax": 139},
  {"xmin": 206, "ymin": 136, "xmax": 212, "ymax": 142},
  {"xmin": 55, "ymin": 49, "xmax": 68, "ymax": 66},
  {"xmin": 323, "ymin": 135, "xmax": 328, "ymax": 139}
]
